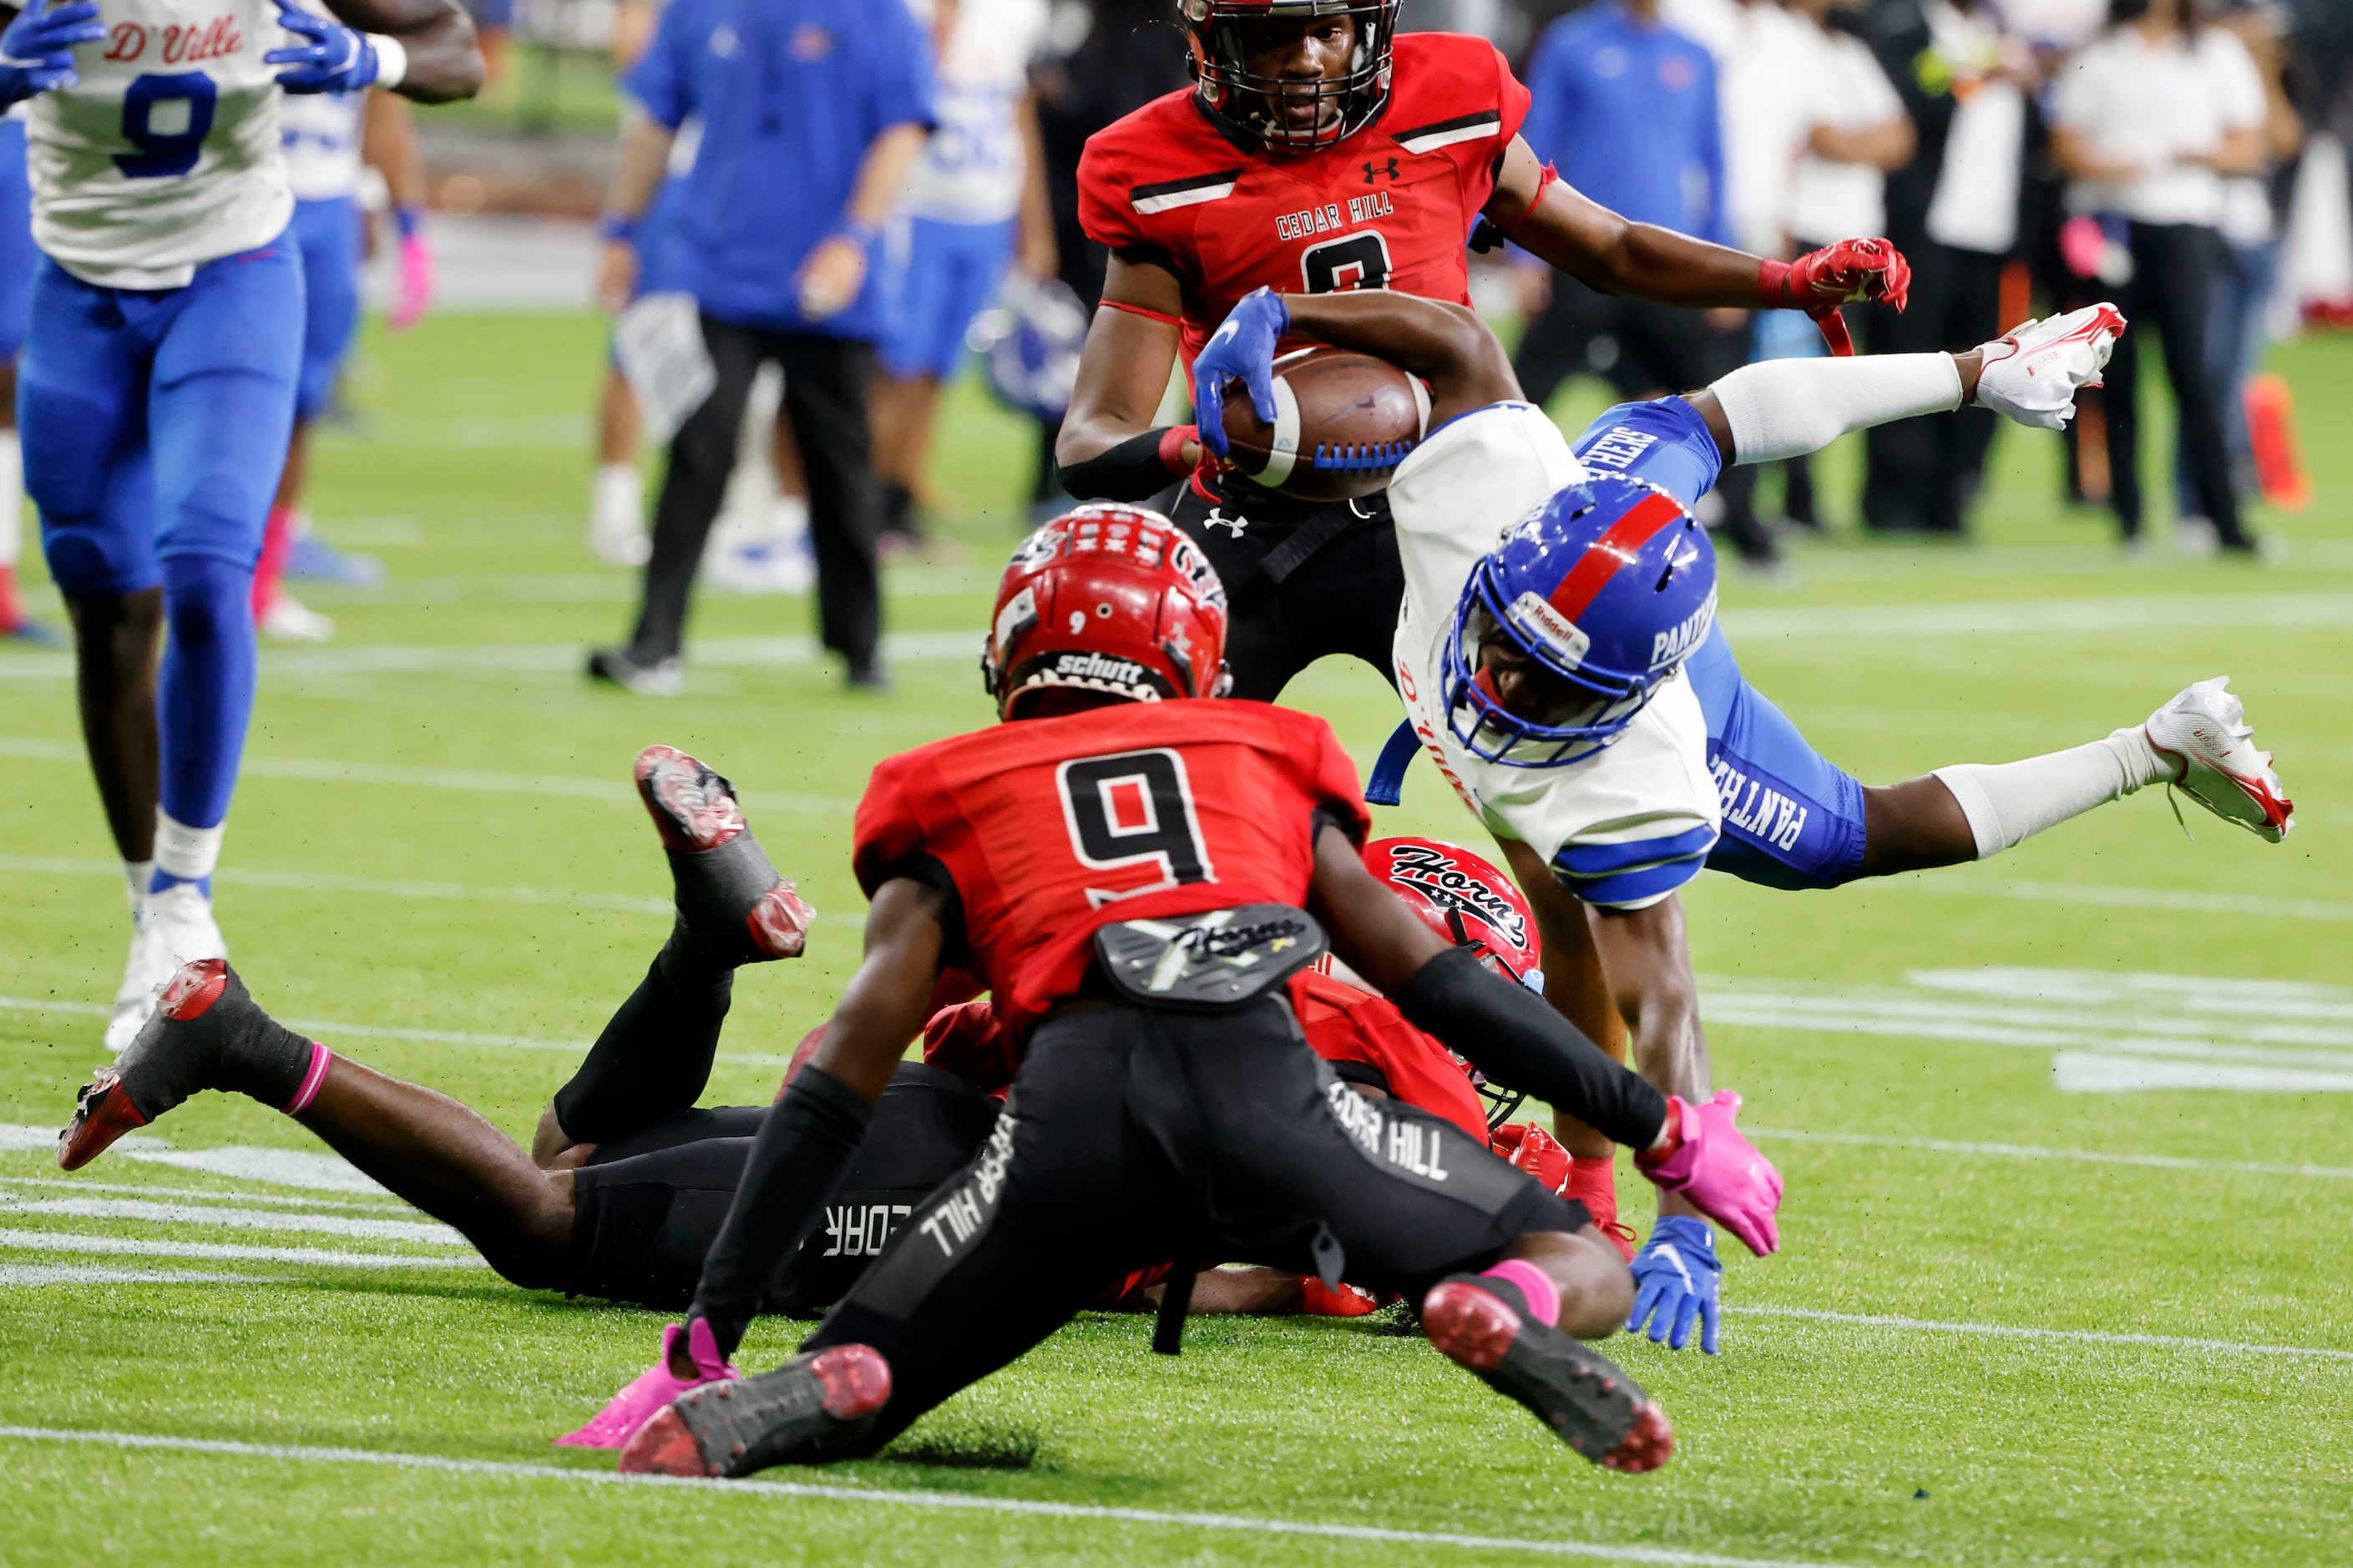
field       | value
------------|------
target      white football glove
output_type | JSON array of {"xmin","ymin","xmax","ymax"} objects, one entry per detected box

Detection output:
[{"xmin": 1971, "ymin": 303, "xmax": 2126, "ymax": 430}]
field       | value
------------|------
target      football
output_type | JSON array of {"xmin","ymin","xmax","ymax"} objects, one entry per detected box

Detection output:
[{"xmin": 1218, "ymin": 346, "xmax": 1432, "ymax": 503}]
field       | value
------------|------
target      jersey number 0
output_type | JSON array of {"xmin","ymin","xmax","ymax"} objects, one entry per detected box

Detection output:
[{"xmin": 1056, "ymin": 749, "xmax": 1216, "ymax": 908}]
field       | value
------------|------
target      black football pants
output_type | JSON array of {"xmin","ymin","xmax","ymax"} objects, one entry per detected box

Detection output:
[
  {"xmin": 626, "ymin": 315, "xmax": 884, "ymax": 670},
  {"xmin": 565, "ymin": 1065, "xmax": 1001, "ymax": 1314},
  {"xmin": 1164, "ymin": 474, "xmax": 1406, "ymax": 701},
  {"xmin": 803, "ymin": 999, "xmax": 1584, "ymax": 1454}
]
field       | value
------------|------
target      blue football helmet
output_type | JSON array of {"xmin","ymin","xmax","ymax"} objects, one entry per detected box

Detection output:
[
  {"xmin": 967, "ymin": 275, "xmax": 1090, "ymax": 421},
  {"xmin": 1441, "ymin": 473, "xmax": 1718, "ymax": 768}
]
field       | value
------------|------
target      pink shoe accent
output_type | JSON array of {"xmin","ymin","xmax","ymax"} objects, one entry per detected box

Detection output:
[
  {"xmin": 554, "ymin": 1321, "xmax": 738, "ymax": 1449},
  {"xmin": 1480, "ymin": 1258, "xmax": 1561, "ymax": 1329},
  {"xmin": 1637, "ymin": 1090, "xmax": 1784, "ymax": 1257},
  {"xmin": 746, "ymin": 883, "xmax": 816, "ymax": 959},
  {"xmin": 159, "ymin": 959, "xmax": 229, "ymax": 1021},
  {"xmin": 285, "ymin": 1043, "xmax": 334, "ymax": 1115}
]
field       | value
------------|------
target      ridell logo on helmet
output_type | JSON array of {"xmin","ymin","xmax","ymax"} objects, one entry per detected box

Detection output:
[
  {"xmin": 1383, "ymin": 842, "xmax": 1530, "ymax": 952},
  {"xmin": 1647, "ymin": 589, "xmax": 1716, "ymax": 672},
  {"xmin": 1506, "ymin": 591, "xmax": 1591, "ymax": 669}
]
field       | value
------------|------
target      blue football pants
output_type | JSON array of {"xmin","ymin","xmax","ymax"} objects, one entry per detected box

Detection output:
[{"xmin": 24, "ymin": 230, "xmax": 305, "ymax": 832}]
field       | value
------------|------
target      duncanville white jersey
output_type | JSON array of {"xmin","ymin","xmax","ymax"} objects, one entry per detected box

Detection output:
[
  {"xmin": 1389, "ymin": 402, "xmax": 1720, "ymax": 912},
  {"xmin": 28, "ymin": 0, "xmax": 292, "ymax": 288}
]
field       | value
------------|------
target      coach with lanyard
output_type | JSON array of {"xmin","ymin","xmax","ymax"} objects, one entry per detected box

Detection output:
[{"xmin": 588, "ymin": 0, "xmax": 935, "ymax": 695}]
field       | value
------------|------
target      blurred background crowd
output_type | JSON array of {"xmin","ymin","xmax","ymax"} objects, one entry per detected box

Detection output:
[{"xmin": 237, "ymin": 0, "xmax": 2353, "ymax": 663}]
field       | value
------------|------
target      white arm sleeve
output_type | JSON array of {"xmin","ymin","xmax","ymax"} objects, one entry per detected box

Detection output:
[{"xmin": 1710, "ymin": 352, "xmax": 1966, "ymax": 465}]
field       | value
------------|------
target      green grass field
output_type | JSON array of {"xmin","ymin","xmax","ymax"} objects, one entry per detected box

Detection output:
[{"xmin": 2, "ymin": 315, "xmax": 2350, "ymax": 1565}]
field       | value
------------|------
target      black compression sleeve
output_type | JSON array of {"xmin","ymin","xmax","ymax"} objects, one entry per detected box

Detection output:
[
  {"xmin": 1058, "ymin": 427, "xmax": 1182, "ymax": 503},
  {"xmin": 1393, "ymin": 945, "xmax": 1667, "ymax": 1151},
  {"xmin": 686, "ymin": 1063, "xmax": 876, "ymax": 1358}
]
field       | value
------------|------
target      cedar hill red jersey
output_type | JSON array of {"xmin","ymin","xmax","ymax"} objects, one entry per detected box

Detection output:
[
  {"xmin": 1078, "ymin": 32, "xmax": 1531, "ymax": 365},
  {"xmin": 854, "ymin": 700, "xmax": 1371, "ymax": 1045},
  {"xmin": 1286, "ymin": 968, "xmax": 1488, "ymax": 1141}
]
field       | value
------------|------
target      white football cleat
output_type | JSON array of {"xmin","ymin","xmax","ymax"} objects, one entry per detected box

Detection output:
[
  {"xmin": 149, "ymin": 882, "xmax": 230, "ymax": 969},
  {"xmin": 1972, "ymin": 303, "xmax": 2127, "ymax": 431},
  {"xmin": 103, "ymin": 900, "xmax": 170, "ymax": 1055},
  {"xmin": 260, "ymin": 592, "xmax": 335, "ymax": 642},
  {"xmin": 2145, "ymin": 677, "xmax": 2294, "ymax": 843}
]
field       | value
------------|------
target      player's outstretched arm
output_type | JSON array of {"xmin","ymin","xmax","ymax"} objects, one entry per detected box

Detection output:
[
  {"xmin": 1272, "ymin": 290, "xmax": 1521, "ymax": 430},
  {"xmin": 1055, "ymin": 254, "xmax": 1196, "ymax": 501},
  {"xmin": 1683, "ymin": 303, "xmax": 2128, "ymax": 467},
  {"xmin": 309, "ymin": 0, "xmax": 483, "ymax": 102},
  {"xmin": 1484, "ymin": 135, "xmax": 1907, "ymax": 355},
  {"xmin": 1310, "ymin": 824, "xmax": 1781, "ymax": 1255}
]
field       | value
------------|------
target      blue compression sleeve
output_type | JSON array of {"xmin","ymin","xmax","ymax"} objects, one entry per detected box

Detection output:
[
  {"xmin": 1570, "ymin": 397, "xmax": 1723, "ymax": 509},
  {"xmin": 156, "ymin": 554, "xmax": 257, "ymax": 842}
]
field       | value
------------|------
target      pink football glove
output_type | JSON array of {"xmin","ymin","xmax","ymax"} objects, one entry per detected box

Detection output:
[
  {"xmin": 1635, "ymin": 1090, "xmax": 1783, "ymax": 1257},
  {"xmin": 390, "ymin": 230, "xmax": 434, "ymax": 332},
  {"xmin": 554, "ymin": 1318, "xmax": 736, "ymax": 1448},
  {"xmin": 1761, "ymin": 239, "xmax": 1912, "ymax": 357}
]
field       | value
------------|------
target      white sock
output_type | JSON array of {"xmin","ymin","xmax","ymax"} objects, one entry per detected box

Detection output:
[
  {"xmin": 1713, "ymin": 353, "xmax": 1964, "ymax": 464},
  {"xmin": 593, "ymin": 463, "xmax": 642, "ymax": 530},
  {"xmin": 0, "ymin": 430, "xmax": 21, "ymax": 569},
  {"xmin": 153, "ymin": 810, "xmax": 225, "ymax": 884},
  {"xmin": 122, "ymin": 858, "xmax": 154, "ymax": 913},
  {"xmin": 1932, "ymin": 727, "xmax": 2169, "ymax": 859},
  {"xmin": 771, "ymin": 492, "xmax": 809, "ymax": 546}
]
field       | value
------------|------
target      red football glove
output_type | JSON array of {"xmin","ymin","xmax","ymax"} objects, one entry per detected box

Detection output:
[
  {"xmin": 1491, "ymin": 1120, "xmax": 1571, "ymax": 1196},
  {"xmin": 1759, "ymin": 238, "xmax": 1912, "ymax": 357}
]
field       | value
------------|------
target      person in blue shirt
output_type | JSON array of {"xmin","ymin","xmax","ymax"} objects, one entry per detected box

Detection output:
[
  {"xmin": 1510, "ymin": 0, "xmax": 1777, "ymax": 564},
  {"xmin": 587, "ymin": 0, "xmax": 936, "ymax": 695}
]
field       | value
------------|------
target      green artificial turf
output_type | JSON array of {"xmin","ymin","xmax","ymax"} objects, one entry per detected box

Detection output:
[{"xmin": 1, "ymin": 315, "xmax": 2349, "ymax": 1565}]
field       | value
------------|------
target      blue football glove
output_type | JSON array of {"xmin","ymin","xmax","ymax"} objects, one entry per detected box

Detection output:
[
  {"xmin": 1627, "ymin": 1214, "xmax": 1723, "ymax": 1354},
  {"xmin": 0, "ymin": 0, "xmax": 107, "ymax": 108},
  {"xmin": 1191, "ymin": 286, "xmax": 1289, "ymax": 460},
  {"xmin": 266, "ymin": 0, "xmax": 381, "ymax": 94}
]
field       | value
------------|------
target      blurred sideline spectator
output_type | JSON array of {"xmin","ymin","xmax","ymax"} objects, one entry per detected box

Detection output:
[
  {"xmin": 1781, "ymin": 0, "xmax": 1914, "ymax": 532},
  {"xmin": 2177, "ymin": 0, "xmax": 2304, "ymax": 518},
  {"xmin": 2050, "ymin": 0, "xmax": 2267, "ymax": 554},
  {"xmin": 585, "ymin": 0, "xmax": 937, "ymax": 695},
  {"xmin": 870, "ymin": 0, "xmax": 1058, "ymax": 555},
  {"xmin": 1511, "ymin": 0, "xmax": 1784, "ymax": 564},
  {"xmin": 1859, "ymin": 0, "xmax": 2037, "ymax": 534}
]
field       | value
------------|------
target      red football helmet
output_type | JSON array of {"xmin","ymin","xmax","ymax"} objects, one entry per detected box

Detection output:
[
  {"xmin": 1181, "ymin": 0, "xmax": 1401, "ymax": 151},
  {"xmin": 1365, "ymin": 837, "xmax": 1541, "ymax": 989},
  {"xmin": 981, "ymin": 504, "xmax": 1232, "ymax": 720}
]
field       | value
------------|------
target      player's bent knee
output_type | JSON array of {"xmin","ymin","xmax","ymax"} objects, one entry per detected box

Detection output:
[{"xmin": 1558, "ymin": 1229, "xmax": 1635, "ymax": 1339}]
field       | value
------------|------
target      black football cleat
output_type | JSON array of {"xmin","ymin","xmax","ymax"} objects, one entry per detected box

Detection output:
[
  {"xmin": 1422, "ymin": 1273, "xmax": 1674, "ymax": 1473},
  {"xmin": 617, "ymin": 1344, "xmax": 892, "ymax": 1478},
  {"xmin": 59, "ymin": 959, "xmax": 322, "ymax": 1171},
  {"xmin": 635, "ymin": 745, "xmax": 815, "ymax": 965}
]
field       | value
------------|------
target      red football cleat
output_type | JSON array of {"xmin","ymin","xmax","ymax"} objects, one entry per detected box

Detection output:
[
  {"xmin": 617, "ymin": 1344, "xmax": 891, "ymax": 1479},
  {"xmin": 633, "ymin": 746, "xmax": 816, "ymax": 963},
  {"xmin": 1424, "ymin": 1275, "xmax": 1672, "ymax": 1473}
]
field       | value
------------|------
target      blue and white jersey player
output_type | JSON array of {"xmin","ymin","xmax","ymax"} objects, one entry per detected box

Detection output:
[
  {"xmin": 0, "ymin": 0, "xmax": 481, "ymax": 1051},
  {"xmin": 1193, "ymin": 286, "xmax": 2295, "ymax": 1355}
]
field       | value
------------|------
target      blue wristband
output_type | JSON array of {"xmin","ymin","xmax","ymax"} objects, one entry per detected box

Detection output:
[
  {"xmin": 595, "ymin": 212, "xmax": 637, "ymax": 244},
  {"xmin": 395, "ymin": 205, "xmax": 424, "ymax": 240}
]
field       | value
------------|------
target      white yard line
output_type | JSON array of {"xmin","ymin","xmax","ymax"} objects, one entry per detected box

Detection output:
[
  {"xmin": 0, "ymin": 994, "xmax": 791, "ymax": 1069},
  {"xmin": 1719, "ymin": 590, "xmax": 2353, "ymax": 641},
  {"xmin": 0, "ymin": 853, "xmax": 670, "ymax": 916},
  {"xmin": 0, "ymin": 1173, "xmax": 406, "ymax": 1212},
  {"xmin": 1725, "ymin": 1306, "xmax": 2353, "ymax": 1363},
  {"xmin": 1878, "ymin": 875, "xmax": 2353, "ymax": 924},
  {"xmin": 0, "ymin": 630, "xmax": 984, "ymax": 681},
  {"xmin": 0, "ymin": 736, "xmax": 858, "ymax": 816},
  {"xmin": 0, "ymin": 1228, "xmax": 478, "ymax": 1270},
  {"xmin": 0, "ymin": 1196, "xmax": 464, "ymax": 1247},
  {"xmin": 0, "ymin": 1426, "xmax": 1865, "ymax": 1568},
  {"xmin": 1743, "ymin": 1127, "xmax": 2353, "ymax": 1181},
  {"xmin": 0, "ymin": 1264, "xmax": 285, "ymax": 1287}
]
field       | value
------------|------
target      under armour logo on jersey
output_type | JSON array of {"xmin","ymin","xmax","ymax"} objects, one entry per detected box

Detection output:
[
  {"xmin": 1202, "ymin": 507, "xmax": 1248, "ymax": 539},
  {"xmin": 1363, "ymin": 158, "xmax": 1400, "ymax": 184}
]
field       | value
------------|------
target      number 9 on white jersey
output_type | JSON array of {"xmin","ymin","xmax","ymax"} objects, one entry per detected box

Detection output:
[{"xmin": 27, "ymin": 0, "xmax": 292, "ymax": 289}]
